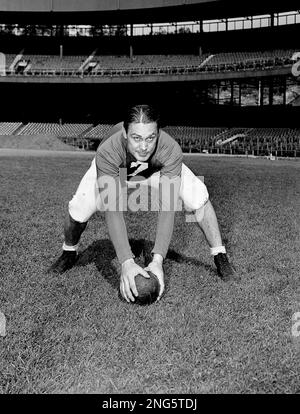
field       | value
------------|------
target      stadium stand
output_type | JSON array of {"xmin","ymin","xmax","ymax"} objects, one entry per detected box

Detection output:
[
  {"xmin": 0, "ymin": 122, "xmax": 23, "ymax": 135},
  {"xmin": 163, "ymin": 126, "xmax": 227, "ymax": 151},
  {"xmin": 59, "ymin": 123, "xmax": 93, "ymax": 137},
  {"xmin": 162, "ymin": 126, "xmax": 300, "ymax": 156},
  {"xmin": 17, "ymin": 123, "xmax": 62, "ymax": 135},
  {"xmin": 94, "ymin": 54, "xmax": 206, "ymax": 69},
  {"xmin": 205, "ymin": 127, "xmax": 300, "ymax": 156},
  {"xmin": 15, "ymin": 122, "xmax": 93, "ymax": 136},
  {"xmin": 206, "ymin": 49, "xmax": 296, "ymax": 66},
  {"xmin": 2, "ymin": 121, "xmax": 299, "ymax": 156},
  {"xmin": 0, "ymin": 4, "xmax": 298, "ymax": 158},
  {"xmin": 11, "ymin": 55, "xmax": 89, "ymax": 74},
  {"xmin": 3, "ymin": 49, "xmax": 296, "ymax": 76},
  {"xmin": 5, "ymin": 54, "xmax": 18, "ymax": 69},
  {"xmin": 242, "ymin": 127, "xmax": 300, "ymax": 155},
  {"xmin": 82, "ymin": 124, "xmax": 116, "ymax": 139}
]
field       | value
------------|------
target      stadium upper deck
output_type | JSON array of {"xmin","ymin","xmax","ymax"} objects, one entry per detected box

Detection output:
[
  {"xmin": 0, "ymin": 0, "xmax": 299, "ymax": 25},
  {"xmin": 2, "ymin": 49, "xmax": 296, "ymax": 78},
  {"xmin": 0, "ymin": 1, "xmax": 298, "ymax": 134}
]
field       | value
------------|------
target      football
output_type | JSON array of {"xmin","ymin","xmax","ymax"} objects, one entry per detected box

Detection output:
[{"xmin": 134, "ymin": 271, "xmax": 160, "ymax": 305}]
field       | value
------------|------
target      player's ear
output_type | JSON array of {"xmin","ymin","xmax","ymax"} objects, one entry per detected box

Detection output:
[{"xmin": 122, "ymin": 126, "xmax": 127, "ymax": 139}]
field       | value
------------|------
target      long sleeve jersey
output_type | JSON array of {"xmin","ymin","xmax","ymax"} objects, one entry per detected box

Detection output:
[{"xmin": 95, "ymin": 123, "xmax": 183, "ymax": 263}]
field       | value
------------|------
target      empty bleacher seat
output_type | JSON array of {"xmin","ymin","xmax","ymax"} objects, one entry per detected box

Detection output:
[
  {"xmin": 82, "ymin": 124, "xmax": 114, "ymax": 139},
  {"xmin": 4, "ymin": 49, "xmax": 296, "ymax": 76},
  {"xmin": 0, "ymin": 122, "xmax": 23, "ymax": 135}
]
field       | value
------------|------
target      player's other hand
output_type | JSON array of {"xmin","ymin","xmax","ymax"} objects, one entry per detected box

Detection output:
[
  {"xmin": 120, "ymin": 258, "xmax": 149, "ymax": 303},
  {"xmin": 144, "ymin": 254, "xmax": 165, "ymax": 302}
]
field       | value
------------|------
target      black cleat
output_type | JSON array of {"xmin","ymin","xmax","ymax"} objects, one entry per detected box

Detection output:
[
  {"xmin": 214, "ymin": 253, "xmax": 240, "ymax": 282},
  {"xmin": 48, "ymin": 251, "xmax": 78, "ymax": 274}
]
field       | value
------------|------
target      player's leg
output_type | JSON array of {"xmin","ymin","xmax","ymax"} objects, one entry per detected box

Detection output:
[
  {"xmin": 63, "ymin": 213, "xmax": 87, "ymax": 249},
  {"xmin": 195, "ymin": 200, "xmax": 239, "ymax": 281},
  {"xmin": 194, "ymin": 199, "xmax": 222, "ymax": 245},
  {"xmin": 49, "ymin": 158, "xmax": 100, "ymax": 274},
  {"xmin": 180, "ymin": 163, "xmax": 239, "ymax": 281}
]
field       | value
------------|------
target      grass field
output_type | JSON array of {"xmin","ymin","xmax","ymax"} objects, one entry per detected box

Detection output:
[{"xmin": 0, "ymin": 150, "xmax": 299, "ymax": 394}]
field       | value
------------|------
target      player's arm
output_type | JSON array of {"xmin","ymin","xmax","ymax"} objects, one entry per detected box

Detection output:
[
  {"xmin": 146, "ymin": 141, "xmax": 183, "ymax": 301},
  {"xmin": 105, "ymin": 210, "xmax": 150, "ymax": 302},
  {"xmin": 96, "ymin": 148, "xmax": 149, "ymax": 302}
]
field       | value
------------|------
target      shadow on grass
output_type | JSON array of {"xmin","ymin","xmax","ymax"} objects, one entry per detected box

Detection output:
[{"xmin": 75, "ymin": 238, "xmax": 216, "ymax": 294}]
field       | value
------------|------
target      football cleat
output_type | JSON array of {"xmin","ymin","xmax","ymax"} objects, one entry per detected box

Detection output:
[
  {"xmin": 214, "ymin": 253, "xmax": 240, "ymax": 282},
  {"xmin": 48, "ymin": 250, "xmax": 78, "ymax": 274}
]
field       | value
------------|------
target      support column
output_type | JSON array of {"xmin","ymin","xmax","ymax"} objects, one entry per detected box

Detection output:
[
  {"xmin": 230, "ymin": 80, "xmax": 234, "ymax": 105},
  {"xmin": 205, "ymin": 84, "xmax": 209, "ymax": 105},
  {"xmin": 59, "ymin": 24, "xmax": 64, "ymax": 38},
  {"xmin": 129, "ymin": 24, "xmax": 134, "ymax": 60},
  {"xmin": 200, "ymin": 20, "xmax": 203, "ymax": 33},
  {"xmin": 258, "ymin": 79, "xmax": 264, "ymax": 106},
  {"xmin": 282, "ymin": 77, "xmax": 287, "ymax": 106},
  {"xmin": 269, "ymin": 78, "xmax": 274, "ymax": 106},
  {"xmin": 238, "ymin": 82, "xmax": 242, "ymax": 107},
  {"xmin": 129, "ymin": 44, "xmax": 133, "ymax": 60}
]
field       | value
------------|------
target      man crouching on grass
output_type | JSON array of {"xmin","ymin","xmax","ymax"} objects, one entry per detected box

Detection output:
[{"xmin": 49, "ymin": 104, "xmax": 239, "ymax": 302}]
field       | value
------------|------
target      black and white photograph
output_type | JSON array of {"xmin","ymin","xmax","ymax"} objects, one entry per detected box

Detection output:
[{"xmin": 0, "ymin": 0, "xmax": 299, "ymax": 398}]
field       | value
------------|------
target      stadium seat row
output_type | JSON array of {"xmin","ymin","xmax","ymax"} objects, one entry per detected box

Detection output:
[
  {"xmin": 3, "ymin": 49, "xmax": 297, "ymax": 75},
  {"xmin": 0, "ymin": 122, "xmax": 299, "ymax": 155}
]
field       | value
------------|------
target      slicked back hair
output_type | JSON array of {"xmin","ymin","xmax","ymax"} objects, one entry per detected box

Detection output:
[{"xmin": 123, "ymin": 104, "xmax": 160, "ymax": 133}]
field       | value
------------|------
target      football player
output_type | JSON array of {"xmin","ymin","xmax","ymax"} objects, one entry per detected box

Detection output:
[{"xmin": 50, "ymin": 104, "xmax": 239, "ymax": 302}]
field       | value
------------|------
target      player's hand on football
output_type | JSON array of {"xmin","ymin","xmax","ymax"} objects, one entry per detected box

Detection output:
[
  {"xmin": 120, "ymin": 258, "xmax": 149, "ymax": 303},
  {"xmin": 144, "ymin": 254, "xmax": 165, "ymax": 302}
]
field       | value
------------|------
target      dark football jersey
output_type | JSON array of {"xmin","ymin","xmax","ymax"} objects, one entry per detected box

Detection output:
[{"xmin": 96, "ymin": 122, "xmax": 182, "ymax": 182}]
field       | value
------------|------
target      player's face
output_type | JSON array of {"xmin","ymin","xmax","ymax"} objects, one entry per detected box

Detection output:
[{"xmin": 125, "ymin": 122, "xmax": 158, "ymax": 161}]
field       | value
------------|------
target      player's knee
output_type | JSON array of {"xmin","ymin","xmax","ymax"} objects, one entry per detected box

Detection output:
[
  {"xmin": 193, "ymin": 200, "xmax": 209, "ymax": 222},
  {"xmin": 182, "ymin": 183, "xmax": 209, "ymax": 212},
  {"xmin": 68, "ymin": 193, "xmax": 96, "ymax": 223}
]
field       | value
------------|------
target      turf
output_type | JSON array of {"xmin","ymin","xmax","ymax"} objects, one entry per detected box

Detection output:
[{"xmin": 0, "ymin": 151, "xmax": 299, "ymax": 394}]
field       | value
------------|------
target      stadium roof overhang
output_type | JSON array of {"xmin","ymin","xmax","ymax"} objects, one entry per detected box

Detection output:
[{"xmin": 0, "ymin": 0, "xmax": 299, "ymax": 25}]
